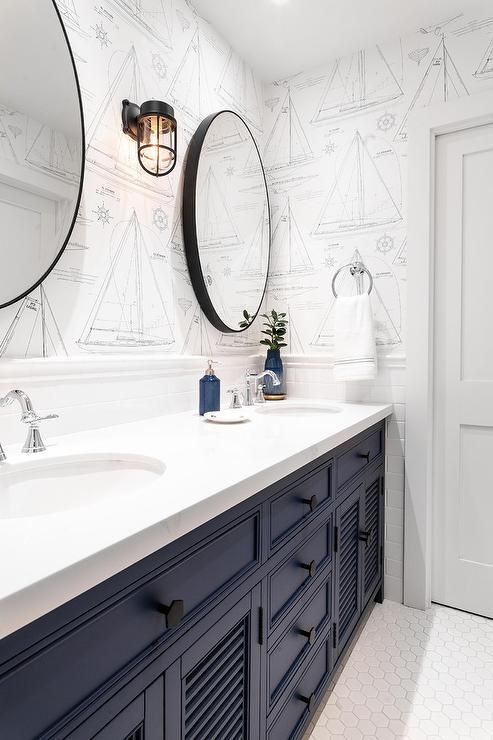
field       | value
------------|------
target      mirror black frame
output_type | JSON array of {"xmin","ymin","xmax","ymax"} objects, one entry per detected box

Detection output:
[
  {"xmin": 182, "ymin": 110, "xmax": 270, "ymax": 333},
  {"xmin": 0, "ymin": 0, "xmax": 85, "ymax": 310}
]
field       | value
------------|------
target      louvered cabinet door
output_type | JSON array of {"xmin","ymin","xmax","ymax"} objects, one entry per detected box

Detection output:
[
  {"xmin": 334, "ymin": 483, "xmax": 364, "ymax": 657},
  {"xmin": 165, "ymin": 587, "xmax": 262, "ymax": 740},
  {"xmin": 67, "ymin": 678, "xmax": 164, "ymax": 740},
  {"xmin": 362, "ymin": 467, "xmax": 384, "ymax": 608}
]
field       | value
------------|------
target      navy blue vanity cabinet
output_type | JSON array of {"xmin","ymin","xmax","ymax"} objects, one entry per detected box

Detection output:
[
  {"xmin": 0, "ymin": 420, "xmax": 386, "ymax": 740},
  {"xmin": 165, "ymin": 586, "xmax": 262, "ymax": 739},
  {"xmin": 362, "ymin": 465, "xmax": 385, "ymax": 608},
  {"xmin": 334, "ymin": 480, "xmax": 365, "ymax": 657},
  {"xmin": 65, "ymin": 677, "xmax": 164, "ymax": 740},
  {"xmin": 334, "ymin": 460, "xmax": 385, "ymax": 659}
]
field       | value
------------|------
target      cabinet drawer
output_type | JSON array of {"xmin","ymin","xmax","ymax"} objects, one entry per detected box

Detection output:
[
  {"xmin": 268, "ymin": 573, "xmax": 332, "ymax": 707},
  {"xmin": 0, "ymin": 512, "xmax": 259, "ymax": 740},
  {"xmin": 269, "ymin": 465, "xmax": 332, "ymax": 550},
  {"xmin": 269, "ymin": 518, "xmax": 332, "ymax": 629},
  {"xmin": 337, "ymin": 426, "xmax": 383, "ymax": 492},
  {"xmin": 268, "ymin": 637, "xmax": 332, "ymax": 740}
]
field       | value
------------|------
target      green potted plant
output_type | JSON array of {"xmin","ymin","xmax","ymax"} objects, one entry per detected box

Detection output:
[{"xmin": 240, "ymin": 309, "xmax": 288, "ymax": 399}]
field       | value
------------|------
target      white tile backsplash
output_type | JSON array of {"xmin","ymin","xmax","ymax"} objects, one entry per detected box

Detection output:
[{"xmin": 0, "ymin": 355, "xmax": 262, "ymax": 446}]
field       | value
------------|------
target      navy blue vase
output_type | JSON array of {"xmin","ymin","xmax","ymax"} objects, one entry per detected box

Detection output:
[{"xmin": 263, "ymin": 349, "xmax": 285, "ymax": 399}]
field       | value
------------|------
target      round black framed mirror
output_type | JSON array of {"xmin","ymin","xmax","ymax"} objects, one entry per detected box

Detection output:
[
  {"xmin": 183, "ymin": 110, "xmax": 270, "ymax": 333},
  {"xmin": 0, "ymin": 0, "xmax": 85, "ymax": 309}
]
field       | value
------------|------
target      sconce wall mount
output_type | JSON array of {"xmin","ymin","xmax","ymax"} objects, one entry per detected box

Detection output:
[{"xmin": 122, "ymin": 99, "xmax": 177, "ymax": 177}]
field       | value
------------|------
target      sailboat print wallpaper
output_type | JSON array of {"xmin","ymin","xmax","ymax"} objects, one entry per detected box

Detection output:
[
  {"xmin": 0, "ymin": 0, "xmax": 264, "ymax": 358},
  {"xmin": 1, "ymin": 3, "xmax": 493, "ymax": 358},
  {"xmin": 262, "ymin": 16, "xmax": 493, "ymax": 354}
]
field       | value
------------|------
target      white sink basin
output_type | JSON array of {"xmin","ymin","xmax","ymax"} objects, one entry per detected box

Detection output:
[
  {"xmin": 255, "ymin": 401, "xmax": 342, "ymax": 417},
  {"xmin": 0, "ymin": 453, "xmax": 165, "ymax": 519}
]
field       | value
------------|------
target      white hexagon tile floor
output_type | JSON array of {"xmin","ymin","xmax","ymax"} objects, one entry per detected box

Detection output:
[{"xmin": 306, "ymin": 599, "xmax": 493, "ymax": 740}]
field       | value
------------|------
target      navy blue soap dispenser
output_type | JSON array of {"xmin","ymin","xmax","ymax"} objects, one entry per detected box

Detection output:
[{"xmin": 199, "ymin": 359, "xmax": 220, "ymax": 415}]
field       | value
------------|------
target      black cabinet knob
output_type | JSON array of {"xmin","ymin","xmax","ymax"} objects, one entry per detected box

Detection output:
[
  {"xmin": 359, "ymin": 529, "xmax": 371, "ymax": 544},
  {"xmin": 298, "ymin": 626, "xmax": 317, "ymax": 645},
  {"xmin": 298, "ymin": 692, "xmax": 316, "ymax": 712},
  {"xmin": 358, "ymin": 450, "xmax": 371, "ymax": 462},
  {"xmin": 300, "ymin": 559, "xmax": 317, "ymax": 578},
  {"xmin": 302, "ymin": 494, "xmax": 319, "ymax": 512},
  {"xmin": 159, "ymin": 599, "xmax": 184, "ymax": 629}
]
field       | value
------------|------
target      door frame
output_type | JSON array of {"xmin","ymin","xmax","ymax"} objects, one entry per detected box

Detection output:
[{"xmin": 405, "ymin": 90, "xmax": 493, "ymax": 611}]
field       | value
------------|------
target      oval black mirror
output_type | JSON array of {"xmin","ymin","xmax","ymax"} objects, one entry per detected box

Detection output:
[
  {"xmin": 0, "ymin": 0, "xmax": 84, "ymax": 309},
  {"xmin": 183, "ymin": 110, "xmax": 270, "ymax": 333}
]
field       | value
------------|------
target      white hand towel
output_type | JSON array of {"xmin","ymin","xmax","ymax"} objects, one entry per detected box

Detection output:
[{"xmin": 334, "ymin": 293, "xmax": 377, "ymax": 381}]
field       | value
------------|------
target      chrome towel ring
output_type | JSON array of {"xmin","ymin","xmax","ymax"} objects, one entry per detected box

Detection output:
[{"xmin": 331, "ymin": 260, "xmax": 373, "ymax": 298}]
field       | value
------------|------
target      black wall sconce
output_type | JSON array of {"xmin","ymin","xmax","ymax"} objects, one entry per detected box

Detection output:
[{"xmin": 121, "ymin": 99, "xmax": 177, "ymax": 177}]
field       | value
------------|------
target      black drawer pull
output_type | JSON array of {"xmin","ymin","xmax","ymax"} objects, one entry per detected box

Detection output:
[
  {"xmin": 300, "ymin": 560, "xmax": 317, "ymax": 578},
  {"xmin": 159, "ymin": 599, "xmax": 184, "ymax": 629},
  {"xmin": 359, "ymin": 530, "xmax": 371, "ymax": 544},
  {"xmin": 301, "ymin": 494, "xmax": 319, "ymax": 512},
  {"xmin": 298, "ymin": 692, "xmax": 316, "ymax": 712},
  {"xmin": 298, "ymin": 626, "xmax": 317, "ymax": 645},
  {"xmin": 358, "ymin": 450, "xmax": 371, "ymax": 462}
]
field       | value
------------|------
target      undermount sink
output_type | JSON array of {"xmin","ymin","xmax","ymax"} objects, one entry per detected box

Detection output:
[
  {"xmin": 255, "ymin": 401, "xmax": 342, "ymax": 416},
  {"xmin": 0, "ymin": 453, "xmax": 165, "ymax": 519}
]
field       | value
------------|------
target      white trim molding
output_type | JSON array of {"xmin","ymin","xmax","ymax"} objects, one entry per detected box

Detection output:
[
  {"xmin": 0, "ymin": 353, "xmax": 262, "ymax": 385},
  {"xmin": 282, "ymin": 353, "xmax": 406, "ymax": 370},
  {"xmin": 405, "ymin": 90, "xmax": 493, "ymax": 610}
]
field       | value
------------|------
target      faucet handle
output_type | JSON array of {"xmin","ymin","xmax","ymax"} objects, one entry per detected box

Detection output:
[
  {"xmin": 22, "ymin": 411, "xmax": 59, "ymax": 425},
  {"xmin": 255, "ymin": 383, "xmax": 266, "ymax": 405},
  {"xmin": 227, "ymin": 388, "xmax": 243, "ymax": 409}
]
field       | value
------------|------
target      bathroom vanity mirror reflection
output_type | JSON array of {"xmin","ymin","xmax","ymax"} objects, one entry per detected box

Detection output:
[
  {"xmin": 183, "ymin": 111, "xmax": 270, "ymax": 333},
  {"xmin": 0, "ymin": 0, "xmax": 84, "ymax": 309}
]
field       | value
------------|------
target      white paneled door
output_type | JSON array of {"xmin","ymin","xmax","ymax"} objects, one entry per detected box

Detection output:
[{"xmin": 433, "ymin": 123, "xmax": 493, "ymax": 618}]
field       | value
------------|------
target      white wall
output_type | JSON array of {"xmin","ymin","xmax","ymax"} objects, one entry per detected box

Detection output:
[{"xmin": 261, "ymin": 13, "xmax": 493, "ymax": 602}]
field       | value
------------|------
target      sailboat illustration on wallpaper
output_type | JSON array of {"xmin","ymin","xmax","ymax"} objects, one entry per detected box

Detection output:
[
  {"xmin": 240, "ymin": 204, "xmax": 270, "ymax": 278},
  {"xmin": 198, "ymin": 167, "xmax": 242, "ymax": 249},
  {"xmin": 312, "ymin": 46, "xmax": 403, "ymax": 123},
  {"xmin": 167, "ymin": 217, "xmax": 191, "ymax": 286},
  {"xmin": 86, "ymin": 46, "xmax": 173, "ymax": 198},
  {"xmin": 313, "ymin": 131, "xmax": 402, "ymax": 236},
  {"xmin": 474, "ymin": 38, "xmax": 493, "ymax": 79},
  {"xmin": 56, "ymin": 0, "xmax": 87, "ymax": 35},
  {"xmin": 394, "ymin": 34, "xmax": 469, "ymax": 143},
  {"xmin": 168, "ymin": 29, "xmax": 211, "ymax": 124},
  {"xmin": 0, "ymin": 286, "xmax": 67, "ymax": 358},
  {"xmin": 203, "ymin": 116, "xmax": 248, "ymax": 152},
  {"xmin": 217, "ymin": 50, "xmax": 262, "ymax": 131},
  {"xmin": 217, "ymin": 330, "xmax": 258, "ymax": 349},
  {"xmin": 182, "ymin": 304, "xmax": 214, "ymax": 355},
  {"xmin": 393, "ymin": 237, "xmax": 407, "ymax": 266},
  {"xmin": 78, "ymin": 211, "xmax": 175, "ymax": 350},
  {"xmin": 270, "ymin": 198, "xmax": 313, "ymax": 278},
  {"xmin": 287, "ymin": 306, "xmax": 304, "ymax": 354},
  {"xmin": 311, "ymin": 250, "xmax": 402, "ymax": 347},
  {"xmin": 26, "ymin": 125, "xmax": 81, "ymax": 184},
  {"xmin": 263, "ymin": 89, "xmax": 313, "ymax": 172},
  {"xmin": 109, "ymin": 0, "xmax": 172, "ymax": 48}
]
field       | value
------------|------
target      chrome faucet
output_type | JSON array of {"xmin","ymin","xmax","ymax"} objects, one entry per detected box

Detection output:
[
  {"xmin": 0, "ymin": 389, "xmax": 59, "ymax": 454},
  {"xmin": 245, "ymin": 370, "xmax": 280, "ymax": 406}
]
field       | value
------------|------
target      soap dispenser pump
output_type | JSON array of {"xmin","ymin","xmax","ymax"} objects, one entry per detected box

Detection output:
[{"xmin": 199, "ymin": 359, "xmax": 220, "ymax": 416}]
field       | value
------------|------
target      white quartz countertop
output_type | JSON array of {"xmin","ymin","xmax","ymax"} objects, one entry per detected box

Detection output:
[{"xmin": 0, "ymin": 400, "xmax": 392, "ymax": 640}]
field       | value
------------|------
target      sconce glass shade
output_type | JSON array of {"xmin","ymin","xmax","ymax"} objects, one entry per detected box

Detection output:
[{"xmin": 122, "ymin": 99, "xmax": 177, "ymax": 177}]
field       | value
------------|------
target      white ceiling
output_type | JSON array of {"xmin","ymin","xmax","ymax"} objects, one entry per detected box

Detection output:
[{"xmin": 192, "ymin": 0, "xmax": 493, "ymax": 81}]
